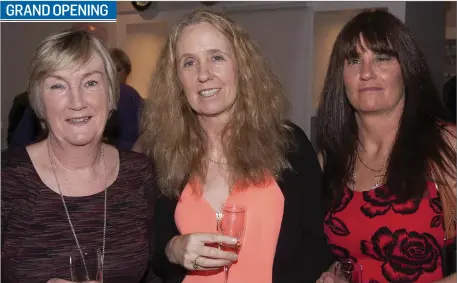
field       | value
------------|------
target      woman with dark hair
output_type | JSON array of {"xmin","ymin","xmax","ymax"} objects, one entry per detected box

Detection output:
[{"xmin": 316, "ymin": 10, "xmax": 456, "ymax": 283}]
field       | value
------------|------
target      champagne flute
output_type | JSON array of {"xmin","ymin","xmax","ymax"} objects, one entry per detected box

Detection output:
[
  {"xmin": 218, "ymin": 204, "xmax": 246, "ymax": 283},
  {"xmin": 334, "ymin": 259, "xmax": 362, "ymax": 283},
  {"xmin": 70, "ymin": 247, "xmax": 103, "ymax": 283}
]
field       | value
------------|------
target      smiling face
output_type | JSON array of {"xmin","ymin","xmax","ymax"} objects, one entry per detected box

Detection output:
[
  {"xmin": 343, "ymin": 36, "xmax": 405, "ymax": 115},
  {"xmin": 41, "ymin": 53, "xmax": 110, "ymax": 146},
  {"xmin": 176, "ymin": 22, "xmax": 238, "ymax": 120}
]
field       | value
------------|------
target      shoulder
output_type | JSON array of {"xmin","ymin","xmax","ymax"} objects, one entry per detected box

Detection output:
[
  {"xmin": 118, "ymin": 150, "xmax": 158, "ymax": 199},
  {"xmin": 2, "ymin": 146, "xmax": 30, "ymax": 172},
  {"xmin": 2, "ymin": 147, "xmax": 38, "ymax": 200},
  {"xmin": 120, "ymin": 83, "xmax": 142, "ymax": 99},
  {"xmin": 285, "ymin": 121, "xmax": 308, "ymax": 143},
  {"xmin": 279, "ymin": 121, "xmax": 322, "ymax": 193},
  {"xmin": 12, "ymin": 91, "xmax": 29, "ymax": 105},
  {"xmin": 119, "ymin": 150, "xmax": 154, "ymax": 173},
  {"xmin": 284, "ymin": 121, "xmax": 318, "ymax": 163}
]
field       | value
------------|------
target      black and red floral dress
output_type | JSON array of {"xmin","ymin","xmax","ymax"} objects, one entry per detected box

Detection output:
[{"xmin": 324, "ymin": 183, "xmax": 445, "ymax": 283}]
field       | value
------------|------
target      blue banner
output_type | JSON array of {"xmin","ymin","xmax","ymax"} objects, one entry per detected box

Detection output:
[{"xmin": 0, "ymin": 1, "xmax": 117, "ymax": 22}]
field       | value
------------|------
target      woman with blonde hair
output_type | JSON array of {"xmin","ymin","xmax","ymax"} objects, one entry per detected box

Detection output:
[
  {"xmin": 2, "ymin": 30, "xmax": 160, "ymax": 282},
  {"xmin": 137, "ymin": 9, "xmax": 332, "ymax": 283}
]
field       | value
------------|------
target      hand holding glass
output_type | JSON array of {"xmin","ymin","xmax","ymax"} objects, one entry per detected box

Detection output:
[
  {"xmin": 333, "ymin": 259, "xmax": 362, "ymax": 283},
  {"xmin": 70, "ymin": 247, "xmax": 103, "ymax": 283},
  {"xmin": 218, "ymin": 204, "xmax": 245, "ymax": 283}
]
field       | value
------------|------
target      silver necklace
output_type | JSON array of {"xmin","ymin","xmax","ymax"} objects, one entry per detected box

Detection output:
[
  {"xmin": 216, "ymin": 210, "xmax": 223, "ymax": 221},
  {"xmin": 215, "ymin": 209, "xmax": 223, "ymax": 232},
  {"xmin": 208, "ymin": 156, "xmax": 228, "ymax": 165},
  {"xmin": 47, "ymin": 142, "xmax": 107, "ymax": 280},
  {"xmin": 350, "ymin": 171, "xmax": 384, "ymax": 191}
]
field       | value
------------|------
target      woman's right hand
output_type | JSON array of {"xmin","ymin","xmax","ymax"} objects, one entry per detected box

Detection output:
[
  {"xmin": 165, "ymin": 233, "xmax": 238, "ymax": 271},
  {"xmin": 317, "ymin": 262, "xmax": 342, "ymax": 283}
]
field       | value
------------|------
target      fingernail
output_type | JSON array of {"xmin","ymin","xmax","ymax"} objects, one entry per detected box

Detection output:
[{"xmin": 231, "ymin": 238, "xmax": 238, "ymax": 244}]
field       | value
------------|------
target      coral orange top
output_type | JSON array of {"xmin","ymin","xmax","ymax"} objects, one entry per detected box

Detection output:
[{"xmin": 175, "ymin": 177, "xmax": 284, "ymax": 283}]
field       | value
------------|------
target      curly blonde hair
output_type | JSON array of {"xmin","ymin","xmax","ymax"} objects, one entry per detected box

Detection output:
[{"xmin": 141, "ymin": 10, "xmax": 291, "ymax": 197}]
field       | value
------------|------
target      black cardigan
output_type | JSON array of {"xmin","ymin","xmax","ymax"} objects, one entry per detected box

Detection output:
[{"xmin": 150, "ymin": 123, "xmax": 333, "ymax": 283}]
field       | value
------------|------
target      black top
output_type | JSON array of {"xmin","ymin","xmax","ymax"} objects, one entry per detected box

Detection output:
[
  {"xmin": 150, "ymin": 123, "xmax": 333, "ymax": 283},
  {"xmin": 2, "ymin": 147, "xmax": 162, "ymax": 283}
]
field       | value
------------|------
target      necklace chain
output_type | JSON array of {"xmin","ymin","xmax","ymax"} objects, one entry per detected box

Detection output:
[
  {"xmin": 356, "ymin": 149, "xmax": 386, "ymax": 173},
  {"xmin": 207, "ymin": 156, "xmax": 228, "ymax": 165},
  {"xmin": 351, "ymin": 147, "xmax": 387, "ymax": 191},
  {"xmin": 350, "ymin": 172, "xmax": 384, "ymax": 191},
  {"xmin": 47, "ymin": 142, "xmax": 107, "ymax": 280}
]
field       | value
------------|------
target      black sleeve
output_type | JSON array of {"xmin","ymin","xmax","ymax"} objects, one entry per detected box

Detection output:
[
  {"xmin": 295, "ymin": 124, "xmax": 334, "ymax": 275},
  {"xmin": 274, "ymin": 122, "xmax": 334, "ymax": 283},
  {"xmin": 140, "ymin": 159, "xmax": 164, "ymax": 283},
  {"xmin": 150, "ymin": 193, "xmax": 187, "ymax": 283}
]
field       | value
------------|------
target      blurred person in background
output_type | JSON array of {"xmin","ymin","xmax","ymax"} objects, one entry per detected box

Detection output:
[{"xmin": 107, "ymin": 48, "xmax": 144, "ymax": 150}]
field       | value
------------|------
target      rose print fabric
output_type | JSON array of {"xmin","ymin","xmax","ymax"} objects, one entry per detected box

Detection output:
[{"xmin": 324, "ymin": 183, "xmax": 445, "ymax": 283}]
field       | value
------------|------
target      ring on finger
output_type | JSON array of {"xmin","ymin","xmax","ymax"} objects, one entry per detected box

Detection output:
[{"xmin": 192, "ymin": 255, "xmax": 202, "ymax": 270}]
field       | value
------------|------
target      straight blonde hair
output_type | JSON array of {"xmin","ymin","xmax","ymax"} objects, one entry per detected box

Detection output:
[{"xmin": 28, "ymin": 29, "xmax": 119, "ymax": 120}]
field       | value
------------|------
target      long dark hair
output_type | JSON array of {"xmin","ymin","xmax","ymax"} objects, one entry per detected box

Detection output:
[{"xmin": 316, "ymin": 10, "xmax": 455, "ymax": 209}]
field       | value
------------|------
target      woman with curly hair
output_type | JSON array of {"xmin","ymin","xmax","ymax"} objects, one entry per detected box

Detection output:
[{"xmin": 136, "ymin": 9, "xmax": 332, "ymax": 283}]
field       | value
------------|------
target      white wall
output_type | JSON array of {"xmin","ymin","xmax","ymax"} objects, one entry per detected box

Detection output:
[
  {"xmin": 312, "ymin": 9, "xmax": 363, "ymax": 108},
  {"xmin": 124, "ymin": 22, "xmax": 169, "ymax": 98},
  {"xmin": 226, "ymin": 6, "xmax": 315, "ymax": 135},
  {"xmin": 111, "ymin": 1, "xmax": 410, "ymax": 138},
  {"xmin": 310, "ymin": 1, "xmax": 406, "ymax": 21}
]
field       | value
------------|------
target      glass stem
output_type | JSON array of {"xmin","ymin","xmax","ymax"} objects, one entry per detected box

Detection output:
[{"xmin": 224, "ymin": 265, "xmax": 229, "ymax": 283}]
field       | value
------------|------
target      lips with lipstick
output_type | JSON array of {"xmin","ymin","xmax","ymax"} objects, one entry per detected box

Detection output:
[{"xmin": 199, "ymin": 88, "xmax": 221, "ymax": 97}]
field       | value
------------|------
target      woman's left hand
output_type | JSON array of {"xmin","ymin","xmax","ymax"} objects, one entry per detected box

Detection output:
[{"xmin": 317, "ymin": 272, "xmax": 346, "ymax": 283}]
